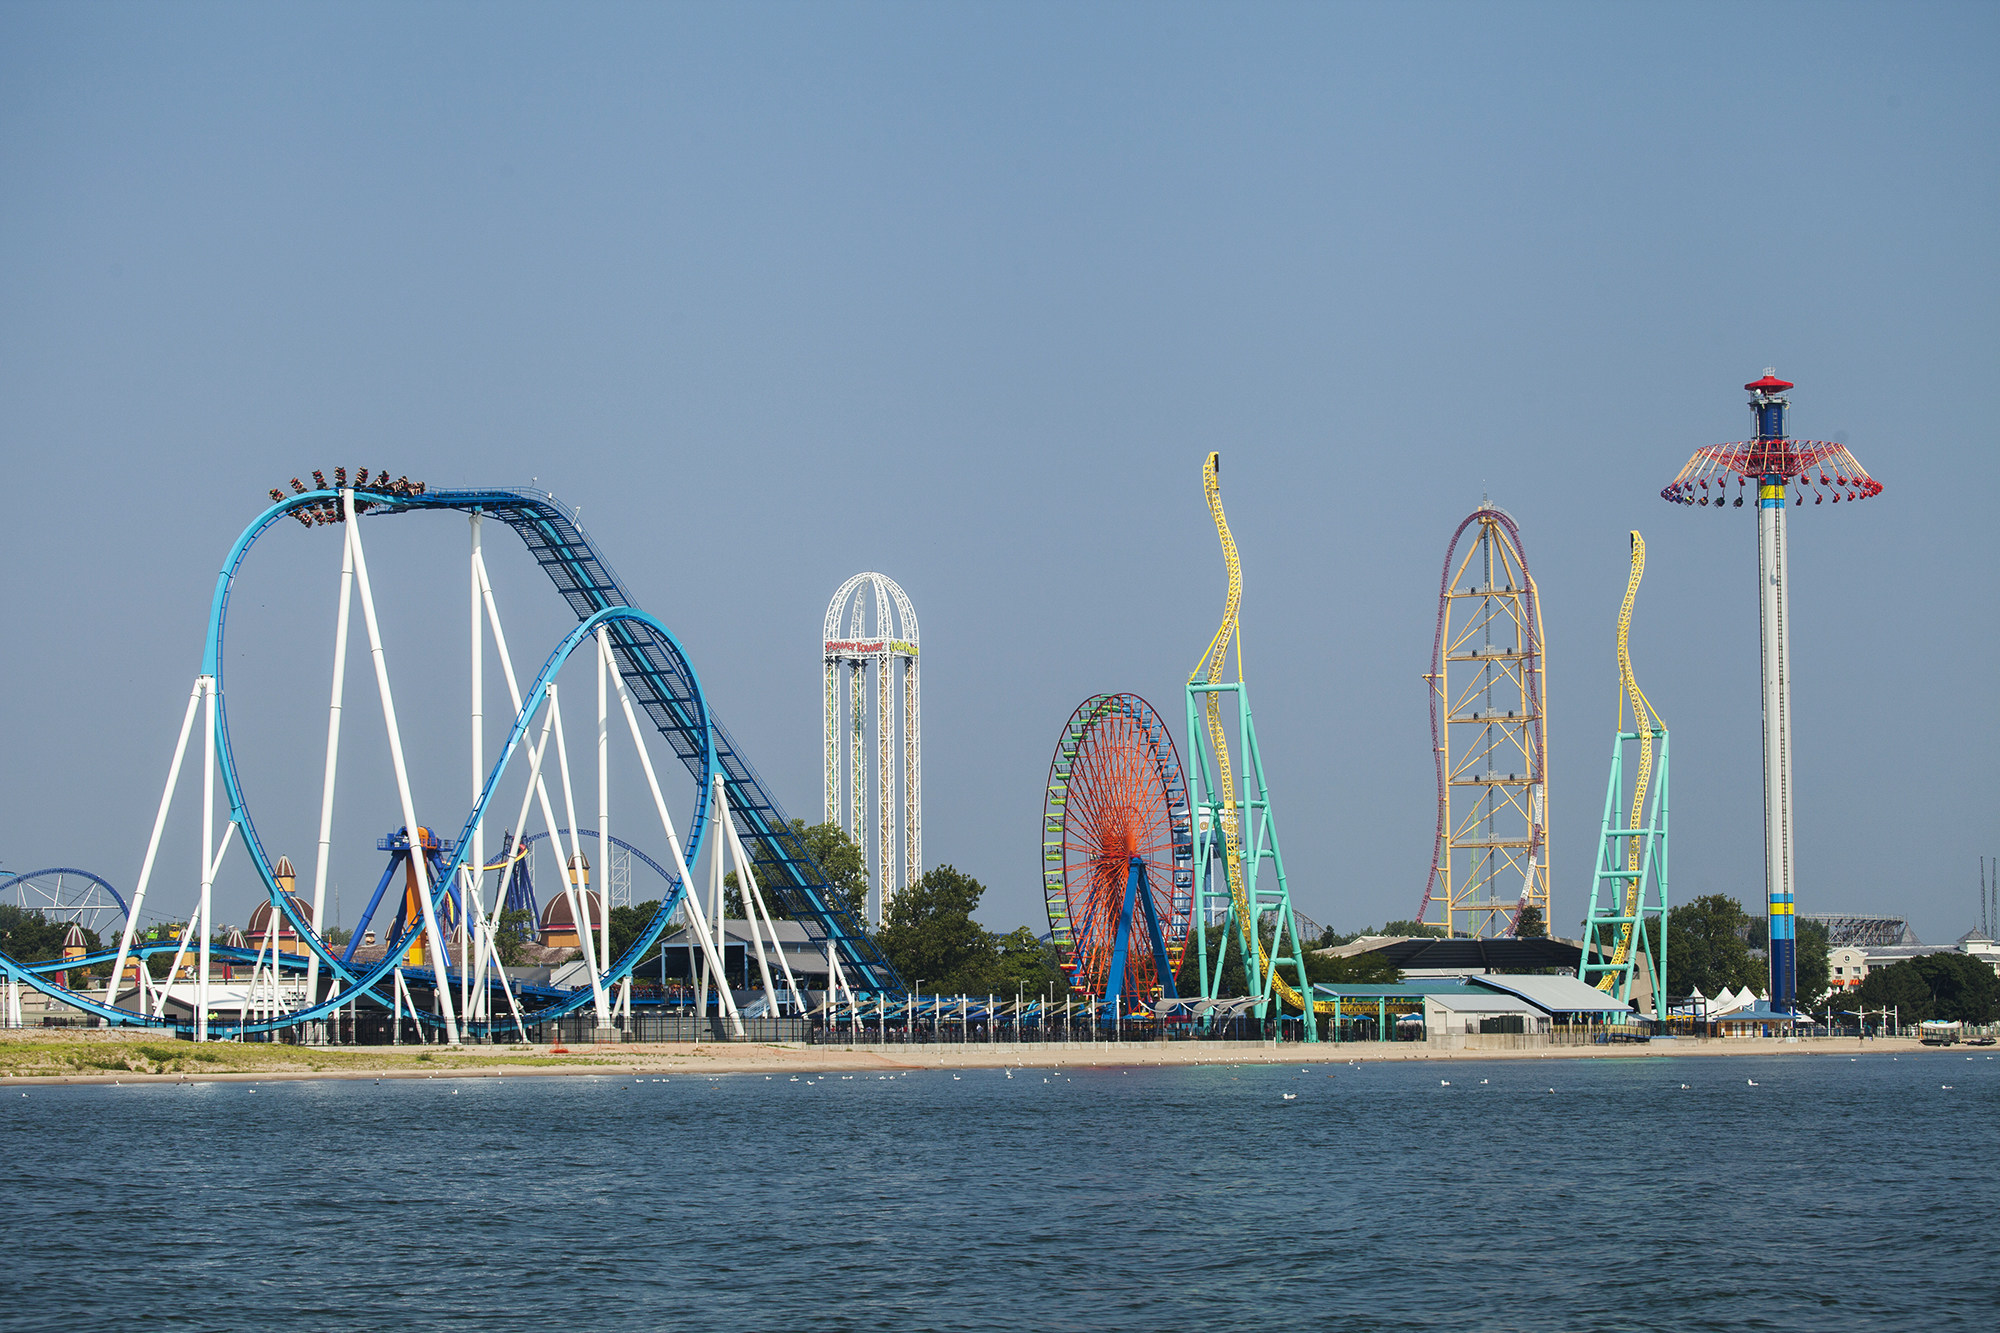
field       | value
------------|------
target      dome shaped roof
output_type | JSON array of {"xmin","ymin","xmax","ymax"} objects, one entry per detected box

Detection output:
[
  {"xmin": 539, "ymin": 891, "xmax": 606, "ymax": 933},
  {"xmin": 247, "ymin": 892, "xmax": 312, "ymax": 937}
]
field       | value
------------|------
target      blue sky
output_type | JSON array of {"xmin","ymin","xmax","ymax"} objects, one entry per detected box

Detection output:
[{"xmin": 1, "ymin": 2, "xmax": 1994, "ymax": 945}]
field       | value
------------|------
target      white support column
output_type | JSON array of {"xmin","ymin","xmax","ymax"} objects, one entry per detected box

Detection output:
[
  {"xmin": 849, "ymin": 660, "xmax": 865, "ymax": 911},
  {"xmin": 467, "ymin": 512, "xmax": 485, "ymax": 1027},
  {"xmin": 306, "ymin": 499, "xmax": 357, "ymax": 1010},
  {"xmin": 545, "ymin": 685, "xmax": 611, "ymax": 1027},
  {"xmin": 702, "ymin": 781, "xmax": 725, "ymax": 1018},
  {"xmin": 604, "ymin": 659, "xmax": 740, "ymax": 1035},
  {"xmin": 606, "ymin": 654, "xmax": 740, "ymax": 1037},
  {"xmin": 875, "ymin": 647, "xmax": 893, "ymax": 920},
  {"xmin": 710, "ymin": 789, "xmax": 727, "ymax": 1012},
  {"xmin": 824, "ymin": 657, "xmax": 840, "ymax": 826},
  {"xmin": 598, "ymin": 626, "xmax": 612, "ymax": 991},
  {"xmin": 903, "ymin": 653, "xmax": 921, "ymax": 896},
  {"xmin": 152, "ymin": 912, "xmax": 200, "ymax": 1021},
  {"xmin": 196, "ymin": 677, "xmax": 216, "ymax": 1042},
  {"xmin": 464, "ymin": 829, "xmax": 532, "ymax": 1044},
  {"xmin": 722, "ymin": 785, "xmax": 780, "ymax": 1019},
  {"xmin": 730, "ymin": 816, "xmax": 807, "ymax": 1016},
  {"xmin": 343, "ymin": 493, "xmax": 461, "ymax": 1045},
  {"xmin": 105, "ymin": 678, "xmax": 204, "ymax": 1009},
  {"xmin": 242, "ymin": 912, "xmax": 276, "ymax": 1026},
  {"xmin": 461, "ymin": 866, "xmax": 488, "ymax": 1026}
]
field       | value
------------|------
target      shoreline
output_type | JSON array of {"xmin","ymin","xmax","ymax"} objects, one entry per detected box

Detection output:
[{"xmin": 0, "ymin": 1033, "xmax": 1941, "ymax": 1087}]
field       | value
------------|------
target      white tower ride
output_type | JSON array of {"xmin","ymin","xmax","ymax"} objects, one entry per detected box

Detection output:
[
  {"xmin": 823, "ymin": 573, "xmax": 921, "ymax": 926},
  {"xmin": 1660, "ymin": 371, "xmax": 1884, "ymax": 1011}
]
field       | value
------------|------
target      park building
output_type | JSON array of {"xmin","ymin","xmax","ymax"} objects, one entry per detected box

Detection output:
[
  {"xmin": 1307, "ymin": 936, "xmax": 1646, "ymax": 1048},
  {"xmin": 245, "ymin": 857, "xmax": 314, "ymax": 958},
  {"xmin": 624, "ymin": 918, "xmax": 836, "ymax": 994},
  {"xmin": 537, "ymin": 890, "xmax": 604, "ymax": 951},
  {"xmin": 1827, "ymin": 931, "xmax": 2000, "ymax": 990}
]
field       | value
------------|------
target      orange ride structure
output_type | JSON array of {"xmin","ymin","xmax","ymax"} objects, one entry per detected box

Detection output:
[
  {"xmin": 1416, "ymin": 506, "xmax": 1550, "ymax": 938},
  {"xmin": 1041, "ymin": 694, "xmax": 1193, "ymax": 1012}
]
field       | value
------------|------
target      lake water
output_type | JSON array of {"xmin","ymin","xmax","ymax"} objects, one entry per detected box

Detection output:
[{"xmin": 2, "ymin": 1049, "xmax": 1993, "ymax": 1331}]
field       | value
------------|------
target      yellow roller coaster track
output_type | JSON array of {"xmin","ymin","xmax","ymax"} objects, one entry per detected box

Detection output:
[
  {"xmin": 1597, "ymin": 530, "xmax": 1665, "ymax": 990},
  {"xmin": 1191, "ymin": 454, "xmax": 1331, "ymax": 1016}
]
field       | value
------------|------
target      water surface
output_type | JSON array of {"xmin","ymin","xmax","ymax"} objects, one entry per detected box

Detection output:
[{"xmin": 2, "ymin": 1050, "xmax": 1992, "ymax": 1330}]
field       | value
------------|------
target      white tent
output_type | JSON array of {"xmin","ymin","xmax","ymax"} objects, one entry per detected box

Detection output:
[{"xmin": 1707, "ymin": 986, "xmax": 1753, "ymax": 1016}]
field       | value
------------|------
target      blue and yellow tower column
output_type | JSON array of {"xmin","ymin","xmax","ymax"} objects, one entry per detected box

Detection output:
[{"xmin": 1749, "ymin": 376, "xmax": 1798, "ymax": 1011}]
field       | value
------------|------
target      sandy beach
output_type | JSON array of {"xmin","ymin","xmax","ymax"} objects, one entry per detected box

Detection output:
[{"xmin": 0, "ymin": 1029, "xmax": 1936, "ymax": 1086}]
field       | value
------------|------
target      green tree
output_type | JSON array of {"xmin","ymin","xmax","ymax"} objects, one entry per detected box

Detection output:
[
  {"xmin": 989, "ymin": 926, "xmax": 1068, "ymax": 997},
  {"xmin": 875, "ymin": 864, "xmax": 997, "ymax": 994},
  {"xmin": 608, "ymin": 899, "xmax": 662, "ymax": 965},
  {"xmin": 1665, "ymin": 894, "xmax": 1764, "ymax": 999},
  {"xmin": 1851, "ymin": 952, "xmax": 1998, "ymax": 1025},
  {"xmin": 0, "ymin": 906, "xmax": 100, "ymax": 965},
  {"xmin": 1740, "ymin": 915, "xmax": 1829, "ymax": 1007},
  {"xmin": 725, "ymin": 820, "xmax": 868, "ymax": 926},
  {"xmin": 1303, "ymin": 948, "xmax": 1403, "ymax": 988},
  {"xmin": 1514, "ymin": 906, "xmax": 1548, "ymax": 939},
  {"xmin": 1795, "ymin": 918, "xmax": 1832, "ymax": 1008},
  {"xmin": 494, "ymin": 908, "xmax": 535, "ymax": 966},
  {"xmin": 1173, "ymin": 916, "xmax": 1392, "ymax": 996},
  {"xmin": 1381, "ymin": 919, "xmax": 1447, "ymax": 939}
]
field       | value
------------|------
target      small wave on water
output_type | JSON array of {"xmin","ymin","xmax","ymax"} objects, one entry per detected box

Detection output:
[{"xmin": 0, "ymin": 1052, "xmax": 1993, "ymax": 1331}]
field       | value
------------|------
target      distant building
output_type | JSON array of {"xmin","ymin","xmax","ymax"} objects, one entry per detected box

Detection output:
[
  {"xmin": 539, "ymin": 890, "xmax": 605, "ymax": 951},
  {"xmin": 1821, "ymin": 931, "xmax": 2000, "ymax": 992},
  {"xmin": 246, "ymin": 856, "xmax": 314, "ymax": 958},
  {"xmin": 1317, "ymin": 933, "xmax": 1661, "ymax": 1014}
]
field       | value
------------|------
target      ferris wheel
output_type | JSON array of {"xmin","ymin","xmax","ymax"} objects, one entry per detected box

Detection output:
[
  {"xmin": 0, "ymin": 868, "xmax": 129, "ymax": 939},
  {"xmin": 1041, "ymin": 694, "xmax": 1194, "ymax": 1007}
]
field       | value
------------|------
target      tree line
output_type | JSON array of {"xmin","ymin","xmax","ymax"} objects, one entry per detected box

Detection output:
[{"xmin": 592, "ymin": 819, "xmax": 1072, "ymax": 997}]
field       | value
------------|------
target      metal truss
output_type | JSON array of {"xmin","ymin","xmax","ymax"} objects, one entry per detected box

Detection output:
[{"xmin": 1419, "ymin": 507, "xmax": 1549, "ymax": 939}]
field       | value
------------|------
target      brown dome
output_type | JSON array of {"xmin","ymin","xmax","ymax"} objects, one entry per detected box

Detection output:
[
  {"xmin": 247, "ymin": 892, "xmax": 313, "ymax": 938},
  {"xmin": 539, "ymin": 891, "xmax": 606, "ymax": 934}
]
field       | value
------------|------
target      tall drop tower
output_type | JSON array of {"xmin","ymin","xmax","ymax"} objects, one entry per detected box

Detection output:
[
  {"xmin": 1659, "ymin": 372, "xmax": 1882, "ymax": 1010},
  {"xmin": 824, "ymin": 573, "xmax": 921, "ymax": 926}
]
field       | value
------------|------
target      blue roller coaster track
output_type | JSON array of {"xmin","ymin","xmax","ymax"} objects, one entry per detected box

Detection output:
[{"xmin": 0, "ymin": 482, "xmax": 902, "ymax": 1037}]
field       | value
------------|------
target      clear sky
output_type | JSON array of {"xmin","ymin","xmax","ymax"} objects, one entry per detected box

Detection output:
[{"xmin": 2, "ymin": 2, "xmax": 1994, "ymax": 947}]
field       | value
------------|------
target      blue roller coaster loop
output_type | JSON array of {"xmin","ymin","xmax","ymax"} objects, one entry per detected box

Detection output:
[
  {"xmin": 0, "ymin": 868, "xmax": 130, "ymax": 923},
  {"xmin": 4, "ymin": 604, "xmax": 686, "ymax": 1034},
  {"xmin": 2, "ymin": 483, "xmax": 902, "ymax": 1036},
  {"xmin": 508, "ymin": 828, "xmax": 683, "ymax": 924}
]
